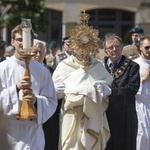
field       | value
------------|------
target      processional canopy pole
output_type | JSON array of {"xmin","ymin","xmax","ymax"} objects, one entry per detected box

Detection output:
[{"xmin": 16, "ymin": 18, "xmax": 37, "ymax": 120}]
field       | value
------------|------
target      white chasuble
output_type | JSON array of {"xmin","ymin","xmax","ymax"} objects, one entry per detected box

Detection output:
[{"xmin": 53, "ymin": 55, "xmax": 113, "ymax": 150}]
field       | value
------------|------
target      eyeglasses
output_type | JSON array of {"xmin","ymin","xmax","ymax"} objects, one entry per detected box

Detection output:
[
  {"xmin": 15, "ymin": 38, "xmax": 23, "ymax": 43},
  {"xmin": 105, "ymin": 45, "xmax": 120, "ymax": 50},
  {"xmin": 32, "ymin": 50, "xmax": 44, "ymax": 55},
  {"xmin": 144, "ymin": 46, "xmax": 150, "ymax": 50}
]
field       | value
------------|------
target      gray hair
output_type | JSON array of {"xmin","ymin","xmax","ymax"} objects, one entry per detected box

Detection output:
[
  {"xmin": 103, "ymin": 33, "xmax": 122, "ymax": 49},
  {"xmin": 33, "ymin": 39, "xmax": 47, "ymax": 52}
]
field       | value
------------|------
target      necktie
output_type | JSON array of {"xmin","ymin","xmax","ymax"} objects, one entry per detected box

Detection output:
[{"xmin": 110, "ymin": 62, "xmax": 117, "ymax": 72}]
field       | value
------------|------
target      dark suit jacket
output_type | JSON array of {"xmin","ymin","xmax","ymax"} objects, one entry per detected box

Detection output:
[
  {"xmin": 42, "ymin": 64, "xmax": 60, "ymax": 150},
  {"xmin": 104, "ymin": 55, "xmax": 140, "ymax": 150},
  {"xmin": 0, "ymin": 56, "xmax": 6, "ymax": 62}
]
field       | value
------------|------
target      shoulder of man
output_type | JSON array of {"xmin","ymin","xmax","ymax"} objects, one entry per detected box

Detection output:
[
  {"xmin": 110, "ymin": 56, "xmax": 139, "ymax": 79},
  {"xmin": 96, "ymin": 49, "xmax": 107, "ymax": 62},
  {"xmin": 124, "ymin": 56, "xmax": 139, "ymax": 68},
  {"xmin": 123, "ymin": 44, "xmax": 137, "ymax": 50},
  {"xmin": 123, "ymin": 44, "xmax": 131, "ymax": 50},
  {"xmin": 0, "ymin": 56, "xmax": 6, "ymax": 62},
  {"xmin": 43, "ymin": 64, "xmax": 54, "ymax": 75},
  {"xmin": 47, "ymin": 53, "xmax": 54, "ymax": 60},
  {"xmin": 0, "ymin": 56, "xmax": 11, "ymax": 69},
  {"xmin": 122, "ymin": 44, "xmax": 139, "ymax": 59},
  {"xmin": 46, "ymin": 54, "xmax": 54, "ymax": 65},
  {"xmin": 58, "ymin": 52, "xmax": 68, "ymax": 61}
]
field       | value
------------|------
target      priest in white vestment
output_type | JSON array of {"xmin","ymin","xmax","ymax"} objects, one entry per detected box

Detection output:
[
  {"xmin": 53, "ymin": 54, "xmax": 112, "ymax": 150},
  {"xmin": 0, "ymin": 24, "xmax": 57, "ymax": 150},
  {"xmin": 134, "ymin": 36, "xmax": 150, "ymax": 150},
  {"xmin": 53, "ymin": 11, "xmax": 113, "ymax": 149}
]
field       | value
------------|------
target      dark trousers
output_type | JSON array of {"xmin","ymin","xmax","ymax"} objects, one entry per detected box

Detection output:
[{"xmin": 43, "ymin": 100, "xmax": 62, "ymax": 150}]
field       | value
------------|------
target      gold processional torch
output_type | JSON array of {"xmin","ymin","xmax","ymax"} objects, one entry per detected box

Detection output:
[
  {"xmin": 69, "ymin": 10, "xmax": 100, "ymax": 70},
  {"xmin": 16, "ymin": 18, "xmax": 37, "ymax": 120}
]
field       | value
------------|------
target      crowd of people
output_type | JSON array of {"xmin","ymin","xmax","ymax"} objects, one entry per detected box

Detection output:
[{"xmin": 0, "ymin": 18, "xmax": 150, "ymax": 150}]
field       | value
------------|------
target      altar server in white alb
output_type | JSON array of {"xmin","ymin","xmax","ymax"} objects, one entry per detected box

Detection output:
[
  {"xmin": 0, "ymin": 24, "xmax": 57, "ymax": 150},
  {"xmin": 134, "ymin": 36, "xmax": 150, "ymax": 150},
  {"xmin": 53, "ymin": 11, "xmax": 113, "ymax": 150}
]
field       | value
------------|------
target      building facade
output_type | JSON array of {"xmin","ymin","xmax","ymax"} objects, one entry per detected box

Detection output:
[
  {"xmin": 0, "ymin": 0, "xmax": 149, "ymax": 46},
  {"xmin": 44, "ymin": 0, "xmax": 150, "ymax": 46}
]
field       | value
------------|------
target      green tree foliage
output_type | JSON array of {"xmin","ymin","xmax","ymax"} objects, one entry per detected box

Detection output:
[{"xmin": 0, "ymin": 0, "xmax": 49, "ymax": 33}]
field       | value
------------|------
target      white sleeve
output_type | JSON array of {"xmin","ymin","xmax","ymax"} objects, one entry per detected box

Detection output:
[
  {"xmin": 0, "ymin": 84, "xmax": 20, "ymax": 115},
  {"xmin": 35, "ymin": 72, "xmax": 57, "ymax": 124},
  {"xmin": 54, "ymin": 83, "xmax": 65, "ymax": 99},
  {"xmin": 93, "ymin": 81, "xmax": 111, "ymax": 97}
]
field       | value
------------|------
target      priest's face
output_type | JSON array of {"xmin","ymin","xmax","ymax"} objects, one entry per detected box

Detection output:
[{"xmin": 105, "ymin": 38, "xmax": 123, "ymax": 62}]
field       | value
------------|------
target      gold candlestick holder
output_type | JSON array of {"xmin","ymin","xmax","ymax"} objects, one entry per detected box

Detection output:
[{"xmin": 16, "ymin": 52, "xmax": 37, "ymax": 120}]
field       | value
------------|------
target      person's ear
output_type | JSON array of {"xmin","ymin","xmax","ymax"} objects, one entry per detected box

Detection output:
[
  {"xmin": 11, "ymin": 39, "xmax": 15, "ymax": 46},
  {"xmin": 104, "ymin": 49, "xmax": 108, "ymax": 54}
]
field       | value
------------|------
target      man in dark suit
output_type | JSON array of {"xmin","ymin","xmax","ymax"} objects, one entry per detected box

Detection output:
[
  {"xmin": 0, "ymin": 40, "xmax": 6, "ymax": 62},
  {"xmin": 51, "ymin": 36, "xmax": 72, "ymax": 70},
  {"xmin": 103, "ymin": 33, "xmax": 140, "ymax": 150}
]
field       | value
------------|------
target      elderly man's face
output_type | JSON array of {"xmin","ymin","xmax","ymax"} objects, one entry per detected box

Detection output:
[
  {"xmin": 105, "ymin": 38, "xmax": 123, "ymax": 62},
  {"xmin": 32, "ymin": 43, "xmax": 46, "ymax": 64}
]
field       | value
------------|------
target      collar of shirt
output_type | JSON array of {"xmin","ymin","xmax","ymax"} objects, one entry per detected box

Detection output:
[{"xmin": 107, "ymin": 56, "xmax": 122, "ymax": 68}]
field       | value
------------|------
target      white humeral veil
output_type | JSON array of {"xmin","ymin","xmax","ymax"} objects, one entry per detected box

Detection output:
[{"xmin": 53, "ymin": 55, "xmax": 113, "ymax": 150}]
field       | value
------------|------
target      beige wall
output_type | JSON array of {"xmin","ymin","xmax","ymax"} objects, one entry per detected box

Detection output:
[
  {"xmin": 45, "ymin": 0, "xmax": 150, "ymax": 36},
  {"xmin": 45, "ymin": 0, "xmax": 148, "ymax": 12}
]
